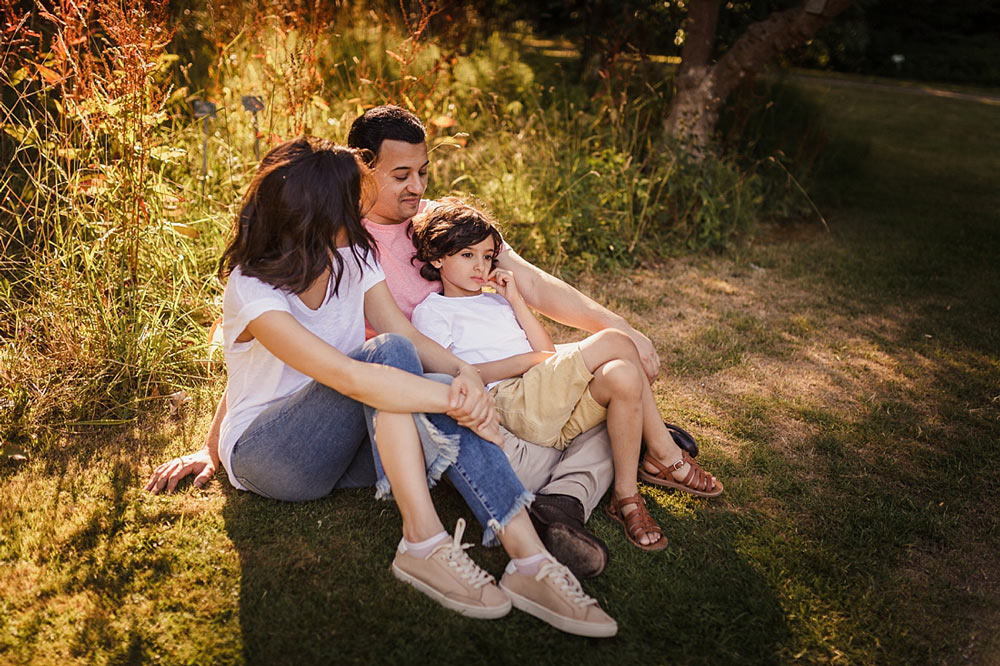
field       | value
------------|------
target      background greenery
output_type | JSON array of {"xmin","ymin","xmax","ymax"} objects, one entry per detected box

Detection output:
[{"xmin": 3, "ymin": 0, "xmax": 821, "ymax": 443}]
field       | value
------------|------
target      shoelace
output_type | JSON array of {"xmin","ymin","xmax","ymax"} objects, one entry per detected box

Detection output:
[
  {"xmin": 432, "ymin": 518, "xmax": 495, "ymax": 590},
  {"xmin": 535, "ymin": 560, "xmax": 598, "ymax": 607}
]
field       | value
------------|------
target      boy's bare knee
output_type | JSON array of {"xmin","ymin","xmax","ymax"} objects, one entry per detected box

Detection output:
[
  {"xmin": 600, "ymin": 359, "xmax": 642, "ymax": 396},
  {"xmin": 594, "ymin": 329, "xmax": 637, "ymax": 358}
]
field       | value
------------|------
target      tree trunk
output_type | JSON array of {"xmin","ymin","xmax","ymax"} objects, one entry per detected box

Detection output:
[{"xmin": 665, "ymin": 0, "xmax": 856, "ymax": 156}]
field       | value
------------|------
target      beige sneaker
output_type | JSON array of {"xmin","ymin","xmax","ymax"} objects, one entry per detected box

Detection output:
[
  {"xmin": 391, "ymin": 518, "xmax": 511, "ymax": 619},
  {"xmin": 499, "ymin": 555, "xmax": 618, "ymax": 637}
]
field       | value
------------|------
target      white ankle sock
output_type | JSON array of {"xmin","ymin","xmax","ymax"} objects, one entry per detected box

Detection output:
[
  {"xmin": 507, "ymin": 552, "xmax": 549, "ymax": 576},
  {"xmin": 403, "ymin": 531, "xmax": 448, "ymax": 559}
]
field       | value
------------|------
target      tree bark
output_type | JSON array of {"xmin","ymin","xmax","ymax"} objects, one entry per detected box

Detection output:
[{"xmin": 665, "ymin": 0, "xmax": 856, "ymax": 155}]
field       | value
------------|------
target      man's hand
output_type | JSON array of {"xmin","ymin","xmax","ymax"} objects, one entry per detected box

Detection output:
[
  {"xmin": 623, "ymin": 326, "xmax": 660, "ymax": 382},
  {"xmin": 447, "ymin": 365, "xmax": 504, "ymax": 446},
  {"xmin": 145, "ymin": 448, "xmax": 216, "ymax": 494}
]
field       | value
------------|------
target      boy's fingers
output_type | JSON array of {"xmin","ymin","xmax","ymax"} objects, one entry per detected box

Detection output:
[{"xmin": 478, "ymin": 418, "xmax": 503, "ymax": 446}]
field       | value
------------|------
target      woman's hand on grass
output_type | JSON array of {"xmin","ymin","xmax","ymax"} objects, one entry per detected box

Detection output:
[{"xmin": 145, "ymin": 448, "xmax": 216, "ymax": 494}]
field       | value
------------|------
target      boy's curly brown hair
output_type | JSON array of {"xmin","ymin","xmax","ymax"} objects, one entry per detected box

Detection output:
[{"xmin": 411, "ymin": 197, "xmax": 503, "ymax": 282}]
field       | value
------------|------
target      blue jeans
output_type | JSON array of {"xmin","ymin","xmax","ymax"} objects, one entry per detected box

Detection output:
[{"xmin": 229, "ymin": 334, "xmax": 532, "ymax": 545}]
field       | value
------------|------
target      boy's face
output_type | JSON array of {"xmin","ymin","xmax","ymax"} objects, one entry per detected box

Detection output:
[
  {"xmin": 432, "ymin": 237, "xmax": 496, "ymax": 298},
  {"xmin": 366, "ymin": 139, "xmax": 429, "ymax": 225}
]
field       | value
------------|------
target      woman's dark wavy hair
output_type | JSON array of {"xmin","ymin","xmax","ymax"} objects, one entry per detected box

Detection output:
[
  {"xmin": 411, "ymin": 197, "xmax": 503, "ymax": 283},
  {"xmin": 219, "ymin": 137, "xmax": 377, "ymax": 295}
]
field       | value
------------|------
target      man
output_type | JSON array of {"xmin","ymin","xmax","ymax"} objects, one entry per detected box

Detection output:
[
  {"xmin": 346, "ymin": 105, "xmax": 664, "ymax": 577},
  {"xmin": 147, "ymin": 105, "xmax": 664, "ymax": 579}
]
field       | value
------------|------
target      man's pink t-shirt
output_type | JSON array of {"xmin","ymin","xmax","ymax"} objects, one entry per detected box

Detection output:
[
  {"xmin": 363, "ymin": 201, "xmax": 440, "ymax": 338},
  {"xmin": 362, "ymin": 200, "xmax": 510, "ymax": 338}
]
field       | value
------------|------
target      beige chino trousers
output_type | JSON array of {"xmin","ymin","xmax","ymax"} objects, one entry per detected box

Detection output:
[
  {"xmin": 424, "ymin": 372, "xmax": 614, "ymax": 520},
  {"xmin": 500, "ymin": 423, "xmax": 613, "ymax": 521}
]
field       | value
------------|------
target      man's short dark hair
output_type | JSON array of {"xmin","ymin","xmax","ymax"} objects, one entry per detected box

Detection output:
[{"xmin": 347, "ymin": 105, "xmax": 426, "ymax": 166}]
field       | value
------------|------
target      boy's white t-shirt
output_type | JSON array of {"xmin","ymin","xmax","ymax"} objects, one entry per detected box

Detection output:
[
  {"xmin": 219, "ymin": 248, "xmax": 385, "ymax": 490},
  {"xmin": 411, "ymin": 291, "xmax": 533, "ymax": 389}
]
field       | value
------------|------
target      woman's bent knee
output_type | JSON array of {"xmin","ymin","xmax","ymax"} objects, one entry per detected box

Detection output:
[{"xmin": 364, "ymin": 333, "xmax": 422, "ymax": 374}]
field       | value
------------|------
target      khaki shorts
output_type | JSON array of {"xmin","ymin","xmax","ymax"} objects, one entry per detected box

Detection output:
[{"xmin": 489, "ymin": 347, "xmax": 607, "ymax": 451}]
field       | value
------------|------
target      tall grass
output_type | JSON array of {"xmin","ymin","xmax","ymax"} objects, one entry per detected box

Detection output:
[
  {"xmin": 1, "ymin": 0, "xmax": 809, "ymax": 449},
  {"xmin": 1, "ymin": 0, "xmax": 216, "ymax": 449}
]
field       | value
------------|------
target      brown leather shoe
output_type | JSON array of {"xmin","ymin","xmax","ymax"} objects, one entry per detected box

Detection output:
[{"xmin": 529, "ymin": 494, "xmax": 609, "ymax": 579}]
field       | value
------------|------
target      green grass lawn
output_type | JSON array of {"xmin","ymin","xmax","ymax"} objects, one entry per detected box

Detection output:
[{"xmin": 2, "ymin": 75, "xmax": 999, "ymax": 665}]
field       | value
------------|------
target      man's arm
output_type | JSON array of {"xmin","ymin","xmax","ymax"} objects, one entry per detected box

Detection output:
[{"xmin": 496, "ymin": 249, "xmax": 660, "ymax": 380}]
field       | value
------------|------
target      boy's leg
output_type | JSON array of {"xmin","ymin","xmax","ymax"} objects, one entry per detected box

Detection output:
[
  {"xmin": 576, "ymin": 330, "xmax": 694, "ymax": 482},
  {"xmin": 588, "ymin": 358, "xmax": 665, "ymax": 548},
  {"xmin": 489, "ymin": 348, "xmax": 595, "ymax": 449},
  {"xmin": 577, "ymin": 330, "xmax": 722, "ymax": 495}
]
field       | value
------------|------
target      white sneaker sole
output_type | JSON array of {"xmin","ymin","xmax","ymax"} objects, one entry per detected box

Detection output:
[
  {"xmin": 499, "ymin": 582, "xmax": 618, "ymax": 638},
  {"xmin": 392, "ymin": 562, "xmax": 512, "ymax": 619}
]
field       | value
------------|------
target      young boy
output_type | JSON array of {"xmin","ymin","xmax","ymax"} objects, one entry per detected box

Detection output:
[{"xmin": 411, "ymin": 199, "xmax": 723, "ymax": 552}]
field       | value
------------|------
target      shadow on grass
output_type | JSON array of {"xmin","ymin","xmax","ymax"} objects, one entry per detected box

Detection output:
[
  {"xmin": 684, "ymin": 81, "xmax": 1000, "ymax": 662},
  {"xmin": 221, "ymin": 475, "xmax": 789, "ymax": 665},
  {"xmin": 19, "ymin": 455, "xmax": 174, "ymax": 665}
]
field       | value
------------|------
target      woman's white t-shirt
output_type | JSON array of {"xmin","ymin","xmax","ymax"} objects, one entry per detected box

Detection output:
[{"xmin": 219, "ymin": 248, "xmax": 385, "ymax": 490}]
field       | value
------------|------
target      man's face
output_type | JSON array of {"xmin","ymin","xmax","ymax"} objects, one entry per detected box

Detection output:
[{"xmin": 366, "ymin": 139, "xmax": 428, "ymax": 225}]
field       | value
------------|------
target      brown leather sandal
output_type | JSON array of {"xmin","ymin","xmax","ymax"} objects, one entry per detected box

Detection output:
[
  {"xmin": 640, "ymin": 451, "xmax": 723, "ymax": 497},
  {"xmin": 604, "ymin": 493, "xmax": 668, "ymax": 552}
]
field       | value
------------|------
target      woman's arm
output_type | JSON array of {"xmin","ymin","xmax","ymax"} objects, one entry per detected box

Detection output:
[
  {"xmin": 364, "ymin": 281, "xmax": 498, "ymax": 433},
  {"xmin": 251, "ymin": 310, "xmax": 455, "ymax": 414},
  {"xmin": 147, "ymin": 302, "xmax": 501, "ymax": 495},
  {"xmin": 145, "ymin": 388, "xmax": 225, "ymax": 494}
]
